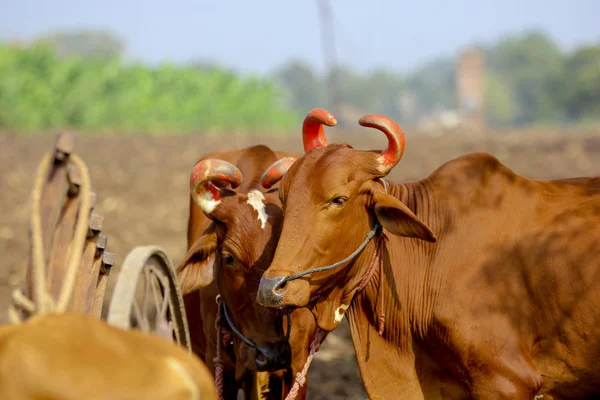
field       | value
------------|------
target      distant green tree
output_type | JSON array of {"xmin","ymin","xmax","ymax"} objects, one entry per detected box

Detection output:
[
  {"xmin": 484, "ymin": 70, "xmax": 517, "ymax": 126},
  {"xmin": 271, "ymin": 31, "xmax": 600, "ymax": 128},
  {"xmin": 191, "ymin": 60, "xmax": 232, "ymax": 75},
  {"xmin": 406, "ymin": 58, "xmax": 456, "ymax": 119},
  {"xmin": 326, "ymin": 65, "xmax": 363, "ymax": 109},
  {"xmin": 560, "ymin": 45, "xmax": 600, "ymax": 122},
  {"xmin": 0, "ymin": 42, "xmax": 296, "ymax": 133},
  {"xmin": 274, "ymin": 61, "xmax": 326, "ymax": 115},
  {"xmin": 485, "ymin": 31, "xmax": 564, "ymax": 124},
  {"xmin": 34, "ymin": 30, "xmax": 125, "ymax": 61},
  {"xmin": 362, "ymin": 69, "xmax": 405, "ymax": 120},
  {"xmin": 324, "ymin": 67, "xmax": 404, "ymax": 119}
]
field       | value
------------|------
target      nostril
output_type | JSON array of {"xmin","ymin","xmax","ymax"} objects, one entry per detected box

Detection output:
[
  {"xmin": 258, "ymin": 276, "xmax": 288, "ymax": 307},
  {"xmin": 255, "ymin": 350, "xmax": 268, "ymax": 369},
  {"xmin": 274, "ymin": 279, "xmax": 287, "ymax": 293}
]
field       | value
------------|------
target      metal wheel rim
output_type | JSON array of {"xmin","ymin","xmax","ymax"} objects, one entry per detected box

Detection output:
[{"xmin": 106, "ymin": 245, "xmax": 191, "ymax": 351}]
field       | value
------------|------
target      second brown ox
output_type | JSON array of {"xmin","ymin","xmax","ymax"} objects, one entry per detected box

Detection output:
[
  {"xmin": 258, "ymin": 108, "xmax": 600, "ymax": 399},
  {"xmin": 179, "ymin": 145, "xmax": 321, "ymax": 399}
]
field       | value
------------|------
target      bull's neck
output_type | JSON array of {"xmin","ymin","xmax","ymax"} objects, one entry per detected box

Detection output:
[
  {"xmin": 389, "ymin": 180, "xmax": 440, "ymax": 229},
  {"xmin": 344, "ymin": 179, "xmax": 447, "ymax": 400},
  {"xmin": 352, "ymin": 179, "xmax": 445, "ymax": 350}
]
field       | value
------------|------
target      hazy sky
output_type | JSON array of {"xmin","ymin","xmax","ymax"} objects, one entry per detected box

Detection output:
[{"xmin": 2, "ymin": 0, "xmax": 599, "ymax": 75}]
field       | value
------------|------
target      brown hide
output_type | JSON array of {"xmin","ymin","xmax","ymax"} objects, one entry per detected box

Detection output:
[
  {"xmin": 260, "ymin": 135, "xmax": 600, "ymax": 399},
  {"xmin": 0, "ymin": 312, "xmax": 215, "ymax": 400},
  {"xmin": 181, "ymin": 146, "xmax": 320, "ymax": 399}
]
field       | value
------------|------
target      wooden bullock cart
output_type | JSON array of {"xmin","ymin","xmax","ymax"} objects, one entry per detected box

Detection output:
[{"xmin": 5, "ymin": 132, "xmax": 191, "ymax": 350}]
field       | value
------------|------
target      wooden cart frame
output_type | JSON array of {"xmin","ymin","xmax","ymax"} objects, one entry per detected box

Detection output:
[{"xmin": 7, "ymin": 132, "xmax": 190, "ymax": 350}]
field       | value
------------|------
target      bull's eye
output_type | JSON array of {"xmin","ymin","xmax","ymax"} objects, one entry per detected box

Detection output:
[
  {"xmin": 222, "ymin": 253, "xmax": 234, "ymax": 265},
  {"xmin": 330, "ymin": 196, "xmax": 348, "ymax": 207}
]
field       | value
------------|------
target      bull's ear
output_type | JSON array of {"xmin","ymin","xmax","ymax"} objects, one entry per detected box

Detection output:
[
  {"xmin": 177, "ymin": 233, "xmax": 217, "ymax": 294},
  {"xmin": 372, "ymin": 192, "xmax": 437, "ymax": 242}
]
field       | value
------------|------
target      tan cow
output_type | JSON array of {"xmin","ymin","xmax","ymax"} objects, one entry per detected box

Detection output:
[
  {"xmin": 257, "ymin": 108, "xmax": 600, "ymax": 399},
  {"xmin": 179, "ymin": 145, "xmax": 321, "ymax": 399},
  {"xmin": 0, "ymin": 312, "xmax": 215, "ymax": 400}
]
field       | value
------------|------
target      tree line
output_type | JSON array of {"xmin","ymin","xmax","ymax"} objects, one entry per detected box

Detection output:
[
  {"xmin": 275, "ymin": 31, "xmax": 600, "ymax": 128},
  {"xmin": 0, "ymin": 35, "xmax": 296, "ymax": 133},
  {"xmin": 1, "ymin": 30, "xmax": 598, "ymax": 133}
]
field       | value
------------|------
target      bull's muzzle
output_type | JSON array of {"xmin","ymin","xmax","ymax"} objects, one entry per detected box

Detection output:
[
  {"xmin": 253, "ymin": 339, "xmax": 291, "ymax": 371},
  {"xmin": 257, "ymin": 276, "xmax": 286, "ymax": 307}
]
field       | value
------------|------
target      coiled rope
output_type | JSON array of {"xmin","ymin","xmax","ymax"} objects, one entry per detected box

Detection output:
[{"xmin": 9, "ymin": 152, "xmax": 91, "ymax": 323}]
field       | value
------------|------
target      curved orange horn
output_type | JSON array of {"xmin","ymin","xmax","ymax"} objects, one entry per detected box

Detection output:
[
  {"xmin": 358, "ymin": 114, "xmax": 406, "ymax": 175},
  {"xmin": 302, "ymin": 108, "xmax": 337, "ymax": 152},
  {"xmin": 190, "ymin": 159, "xmax": 243, "ymax": 214},
  {"xmin": 260, "ymin": 157, "xmax": 297, "ymax": 189}
]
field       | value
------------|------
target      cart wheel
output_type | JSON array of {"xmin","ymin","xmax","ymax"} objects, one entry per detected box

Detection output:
[{"xmin": 106, "ymin": 246, "xmax": 191, "ymax": 351}]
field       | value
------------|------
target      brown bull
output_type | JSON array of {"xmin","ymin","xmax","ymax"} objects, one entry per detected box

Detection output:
[
  {"xmin": 179, "ymin": 145, "xmax": 321, "ymax": 399},
  {"xmin": 0, "ymin": 312, "xmax": 215, "ymax": 400},
  {"xmin": 258, "ymin": 109, "xmax": 600, "ymax": 399}
]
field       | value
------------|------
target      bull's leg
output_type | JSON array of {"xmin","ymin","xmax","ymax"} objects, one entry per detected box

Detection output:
[
  {"xmin": 246, "ymin": 371, "xmax": 296, "ymax": 400},
  {"xmin": 223, "ymin": 371, "xmax": 241, "ymax": 399},
  {"xmin": 246, "ymin": 372, "xmax": 281, "ymax": 400}
]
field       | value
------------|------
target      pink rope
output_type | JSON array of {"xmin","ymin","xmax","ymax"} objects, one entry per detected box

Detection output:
[
  {"xmin": 373, "ymin": 178, "xmax": 389, "ymax": 336},
  {"xmin": 357, "ymin": 235, "xmax": 382, "ymax": 292},
  {"xmin": 284, "ymin": 328, "xmax": 326, "ymax": 400},
  {"xmin": 377, "ymin": 241, "xmax": 386, "ymax": 336},
  {"xmin": 356, "ymin": 234, "xmax": 386, "ymax": 336}
]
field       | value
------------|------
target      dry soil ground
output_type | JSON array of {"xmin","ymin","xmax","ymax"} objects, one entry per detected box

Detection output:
[{"xmin": 2, "ymin": 128, "xmax": 600, "ymax": 399}]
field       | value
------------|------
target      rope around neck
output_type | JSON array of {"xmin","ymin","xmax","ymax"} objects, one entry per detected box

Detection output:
[
  {"xmin": 217, "ymin": 294, "xmax": 291, "ymax": 348},
  {"xmin": 283, "ymin": 232, "xmax": 387, "ymax": 400},
  {"xmin": 281, "ymin": 221, "xmax": 382, "ymax": 284},
  {"xmin": 356, "ymin": 233, "xmax": 387, "ymax": 335},
  {"xmin": 285, "ymin": 177, "xmax": 391, "ymax": 400},
  {"xmin": 214, "ymin": 295, "xmax": 292, "ymax": 399},
  {"xmin": 283, "ymin": 181, "xmax": 390, "ymax": 400},
  {"xmin": 258, "ymin": 179, "xmax": 391, "ymax": 399}
]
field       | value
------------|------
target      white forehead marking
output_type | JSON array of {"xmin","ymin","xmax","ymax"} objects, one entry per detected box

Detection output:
[
  {"xmin": 196, "ymin": 190, "xmax": 220, "ymax": 214},
  {"xmin": 247, "ymin": 190, "xmax": 268, "ymax": 229},
  {"xmin": 334, "ymin": 304, "xmax": 349, "ymax": 323}
]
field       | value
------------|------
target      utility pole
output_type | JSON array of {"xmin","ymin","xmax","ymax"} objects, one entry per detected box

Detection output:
[{"xmin": 317, "ymin": 0, "xmax": 340, "ymax": 120}]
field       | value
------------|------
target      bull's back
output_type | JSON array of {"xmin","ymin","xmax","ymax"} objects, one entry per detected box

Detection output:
[
  {"xmin": 0, "ymin": 313, "xmax": 216, "ymax": 400},
  {"xmin": 422, "ymin": 153, "xmax": 600, "ymax": 396},
  {"xmin": 523, "ymin": 199, "xmax": 600, "ymax": 397}
]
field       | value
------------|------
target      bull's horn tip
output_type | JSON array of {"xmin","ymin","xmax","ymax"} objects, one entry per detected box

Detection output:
[{"xmin": 358, "ymin": 114, "xmax": 377, "ymax": 125}]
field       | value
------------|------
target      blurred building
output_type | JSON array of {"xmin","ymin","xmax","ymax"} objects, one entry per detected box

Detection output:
[{"xmin": 456, "ymin": 49, "xmax": 486, "ymax": 131}]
